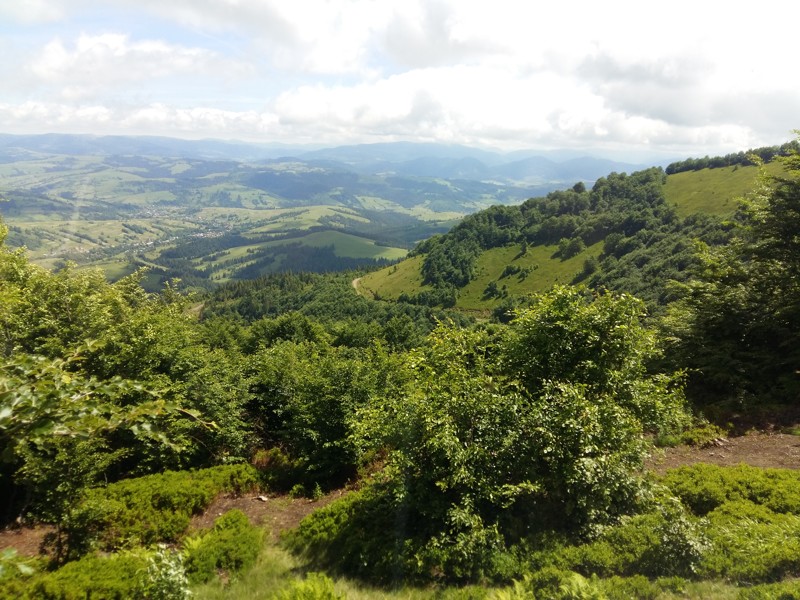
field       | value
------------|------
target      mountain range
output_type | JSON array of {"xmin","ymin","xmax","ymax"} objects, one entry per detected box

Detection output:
[{"xmin": 0, "ymin": 133, "xmax": 652, "ymax": 188}]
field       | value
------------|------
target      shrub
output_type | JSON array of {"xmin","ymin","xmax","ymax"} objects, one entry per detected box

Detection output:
[
  {"xmin": 489, "ymin": 568, "xmax": 568, "ymax": 600},
  {"xmin": 298, "ymin": 288, "xmax": 689, "ymax": 584},
  {"xmin": 560, "ymin": 502, "xmax": 707, "ymax": 578},
  {"xmin": 183, "ymin": 509, "xmax": 263, "ymax": 584},
  {"xmin": 499, "ymin": 568, "xmax": 607, "ymax": 600},
  {"xmin": 61, "ymin": 464, "xmax": 259, "ymax": 558},
  {"xmin": 596, "ymin": 575, "xmax": 659, "ymax": 600},
  {"xmin": 680, "ymin": 423, "xmax": 727, "ymax": 446},
  {"xmin": 653, "ymin": 468, "xmax": 800, "ymax": 584},
  {"xmin": 700, "ymin": 509, "xmax": 800, "ymax": 583},
  {"xmin": 283, "ymin": 483, "xmax": 408, "ymax": 584},
  {"xmin": 27, "ymin": 551, "xmax": 148, "ymax": 600},
  {"xmin": 737, "ymin": 580, "xmax": 800, "ymax": 599},
  {"xmin": 140, "ymin": 545, "xmax": 191, "ymax": 600},
  {"xmin": 0, "ymin": 549, "xmax": 38, "ymax": 599},
  {"xmin": 662, "ymin": 464, "xmax": 800, "ymax": 516},
  {"xmin": 252, "ymin": 447, "xmax": 299, "ymax": 491}
]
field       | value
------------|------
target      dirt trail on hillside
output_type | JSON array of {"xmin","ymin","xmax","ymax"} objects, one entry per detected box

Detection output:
[
  {"xmin": 0, "ymin": 490, "xmax": 348, "ymax": 557},
  {"xmin": 5, "ymin": 431, "xmax": 800, "ymax": 557},
  {"xmin": 187, "ymin": 489, "xmax": 348, "ymax": 541},
  {"xmin": 646, "ymin": 430, "xmax": 800, "ymax": 474}
]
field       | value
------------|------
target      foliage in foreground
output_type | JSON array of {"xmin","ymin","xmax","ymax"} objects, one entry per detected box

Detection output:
[
  {"xmin": 61, "ymin": 464, "xmax": 259, "ymax": 559},
  {"xmin": 184, "ymin": 509, "xmax": 264, "ymax": 584},
  {"xmin": 288, "ymin": 286, "xmax": 689, "ymax": 583},
  {"xmin": 0, "ymin": 508, "xmax": 263, "ymax": 599},
  {"xmin": 286, "ymin": 462, "xmax": 800, "ymax": 592}
]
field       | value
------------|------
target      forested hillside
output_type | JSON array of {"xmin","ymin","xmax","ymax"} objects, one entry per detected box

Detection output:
[
  {"xmin": 1, "ymin": 141, "xmax": 800, "ymax": 598},
  {"xmin": 360, "ymin": 148, "xmax": 792, "ymax": 315}
]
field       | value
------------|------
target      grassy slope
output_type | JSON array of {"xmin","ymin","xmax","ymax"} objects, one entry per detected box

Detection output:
[
  {"xmin": 197, "ymin": 231, "xmax": 407, "ymax": 281},
  {"xmin": 281, "ymin": 230, "xmax": 407, "ymax": 260},
  {"xmin": 356, "ymin": 255, "xmax": 428, "ymax": 300},
  {"xmin": 457, "ymin": 242, "xmax": 603, "ymax": 310},
  {"xmin": 359, "ymin": 241, "xmax": 602, "ymax": 309},
  {"xmin": 664, "ymin": 161, "xmax": 784, "ymax": 217}
]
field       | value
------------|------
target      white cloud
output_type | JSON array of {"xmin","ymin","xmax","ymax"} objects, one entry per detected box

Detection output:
[
  {"xmin": 0, "ymin": 0, "xmax": 796, "ymax": 156},
  {"xmin": 0, "ymin": 0, "xmax": 66, "ymax": 23},
  {"xmin": 27, "ymin": 33, "xmax": 251, "ymax": 101}
]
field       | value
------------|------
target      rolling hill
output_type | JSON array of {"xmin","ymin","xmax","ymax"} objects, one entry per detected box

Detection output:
[{"xmin": 358, "ymin": 159, "xmax": 788, "ymax": 314}]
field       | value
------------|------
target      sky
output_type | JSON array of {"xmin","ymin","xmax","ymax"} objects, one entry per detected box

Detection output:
[{"xmin": 0, "ymin": 0, "xmax": 797, "ymax": 161}]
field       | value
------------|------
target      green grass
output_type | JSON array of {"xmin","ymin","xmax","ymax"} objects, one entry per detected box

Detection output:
[
  {"xmin": 193, "ymin": 541, "xmax": 490, "ymax": 600},
  {"xmin": 358, "ymin": 243, "xmax": 601, "ymax": 310},
  {"xmin": 664, "ymin": 162, "xmax": 785, "ymax": 218},
  {"xmin": 456, "ymin": 242, "xmax": 602, "ymax": 310},
  {"xmin": 282, "ymin": 230, "xmax": 407, "ymax": 260},
  {"xmin": 84, "ymin": 259, "xmax": 138, "ymax": 280},
  {"xmin": 236, "ymin": 206, "xmax": 371, "ymax": 233},
  {"xmin": 196, "ymin": 231, "xmax": 406, "ymax": 276},
  {"xmin": 191, "ymin": 528, "xmax": 749, "ymax": 600},
  {"xmin": 358, "ymin": 255, "xmax": 429, "ymax": 300}
]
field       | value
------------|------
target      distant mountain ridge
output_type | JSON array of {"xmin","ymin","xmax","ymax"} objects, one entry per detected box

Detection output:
[{"xmin": 0, "ymin": 133, "xmax": 651, "ymax": 187}]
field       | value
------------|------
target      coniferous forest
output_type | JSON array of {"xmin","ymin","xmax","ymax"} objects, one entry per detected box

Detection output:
[{"xmin": 1, "ymin": 142, "xmax": 800, "ymax": 599}]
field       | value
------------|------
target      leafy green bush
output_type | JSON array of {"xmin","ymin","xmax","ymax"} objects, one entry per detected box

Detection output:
[
  {"xmin": 283, "ymin": 483, "xmax": 410, "ymax": 583},
  {"xmin": 0, "ymin": 549, "xmax": 38, "ymax": 599},
  {"xmin": 560, "ymin": 502, "xmax": 707, "ymax": 578},
  {"xmin": 27, "ymin": 551, "xmax": 148, "ymax": 600},
  {"xmin": 61, "ymin": 464, "xmax": 259, "ymax": 557},
  {"xmin": 293, "ymin": 287, "xmax": 689, "ymax": 584},
  {"xmin": 701, "ymin": 507, "xmax": 800, "ymax": 583},
  {"xmin": 6, "ymin": 546, "xmax": 192, "ymax": 599},
  {"xmin": 252, "ymin": 447, "xmax": 300, "ymax": 491},
  {"xmin": 662, "ymin": 464, "xmax": 800, "ymax": 516},
  {"xmin": 247, "ymin": 342, "xmax": 402, "ymax": 489},
  {"xmin": 183, "ymin": 509, "xmax": 263, "ymax": 584},
  {"xmin": 680, "ymin": 423, "xmax": 727, "ymax": 446},
  {"xmin": 140, "ymin": 545, "xmax": 191, "ymax": 600}
]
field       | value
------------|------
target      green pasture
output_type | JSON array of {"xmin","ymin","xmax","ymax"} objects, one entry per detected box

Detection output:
[
  {"xmin": 457, "ymin": 242, "xmax": 602, "ymax": 310},
  {"xmin": 357, "ymin": 242, "xmax": 601, "ymax": 310},
  {"xmin": 242, "ymin": 206, "xmax": 371, "ymax": 232},
  {"xmin": 6, "ymin": 217, "xmax": 200, "ymax": 264},
  {"xmin": 192, "ymin": 230, "xmax": 406, "ymax": 281},
  {"xmin": 357, "ymin": 255, "xmax": 428, "ymax": 300},
  {"xmin": 664, "ymin": 161, "xmax": 784, "ymax": 217},
  {"xmin": 285, "ymin": 230, "xmax": 407, "ymax": 260}
]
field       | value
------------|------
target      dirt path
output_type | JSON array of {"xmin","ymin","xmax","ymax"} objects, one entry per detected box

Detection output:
[
  {"xmin": 0, "ymin": 490, "xmax": 348, "ymax": 557},
  {"xmin": 187, "ymin": 489, "xmax": 348, "ymax": 541},
  {"xmin": 351, "ymin": 277, "xmax": 360, "ymax": 291},
  {"xmin": 646, "ymin": 430, "xmax": 800, "ymax": 474}
]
